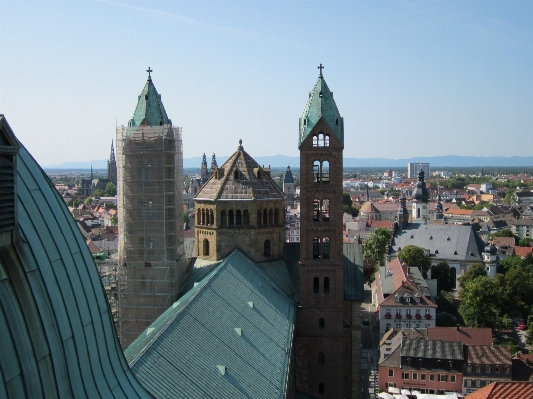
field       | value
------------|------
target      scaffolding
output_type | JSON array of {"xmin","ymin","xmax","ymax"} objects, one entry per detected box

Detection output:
[{"xmin": 116, "ymin": 124, "xmax": 185, "ymax": 348}]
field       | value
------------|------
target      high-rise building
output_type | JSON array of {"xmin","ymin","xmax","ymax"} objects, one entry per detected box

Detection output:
[
  {"xmin": 116, "ymin": 69, "xmax": 184, "ymax": 347},
  {"xmin": 295, "ymin": 66, "xmax": 352, "ymax": 398},
  {"xmin": 108, "ymin": 140, "xmax": 117, "ymax": 185},
  {"xmin": 408, "ymin": 162, "xmax": 430, "ymax": 179}
]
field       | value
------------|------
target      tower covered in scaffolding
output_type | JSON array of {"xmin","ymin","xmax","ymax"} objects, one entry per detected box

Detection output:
[{"xmin": 116, "ymin": 69, "xmax": 184, "ymax": 347}]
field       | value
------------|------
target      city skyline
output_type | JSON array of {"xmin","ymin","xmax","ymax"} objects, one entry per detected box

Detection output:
[{"xmin": 1, "ymin": 0, "xmax": 532, "ymax": 166}]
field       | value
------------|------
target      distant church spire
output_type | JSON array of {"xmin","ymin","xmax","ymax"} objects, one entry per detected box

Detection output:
[
  {"xmin": 210, "ymin": 153, "xmax": 218, "ymax": 171},
  {"xmin": 200, "ymin": 153, "xmax": 208, "ymax": 179},
  {"xmin": 108, "ymin": 140, "xmax": 117, "ymax": 185}
]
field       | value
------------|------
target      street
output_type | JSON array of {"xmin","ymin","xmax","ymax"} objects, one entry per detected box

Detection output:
[{"xmin": 360, "ymin": 284, "xmax": 379, "ymax": 399}]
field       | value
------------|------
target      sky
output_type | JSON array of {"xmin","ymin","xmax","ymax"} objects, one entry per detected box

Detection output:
[{"xmin": 1, "ymin": 0, "xmax": 532, "ymax": 166}]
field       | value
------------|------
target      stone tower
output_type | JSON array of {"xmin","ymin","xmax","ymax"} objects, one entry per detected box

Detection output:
[
  {"xmin": 200, "ymin": 153, "xmax": 209, "ymax": 180},
  {"xmin": 283, "ymin": 165, "xmax": 295, "ymax": 209},
  {"xmin": 194, "ymin": 140, "xmax": 285, "ymax": 262},
  {"xmin": 116, "ymin": 68, "xmax": 184, "ymax": 348},
  {"xmin": 107, "ymin": 140, "xmax": 117, "ymax": 185},
  {"xmin": 295, "ymin": 66, "xmax": 351, "ymax": 398},
  {"xmin": 412, "ymin": 169, "xmax": 429, "ymax": 221}
]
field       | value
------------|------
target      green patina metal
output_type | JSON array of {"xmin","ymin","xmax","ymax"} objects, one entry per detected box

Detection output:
[
  {"xmin": 129, "ymin": 74, "xmax": 171, "ymax": 128},
  {"xmin": 298, "ymin": 75, "xmax": 344, "ymax": 147}
]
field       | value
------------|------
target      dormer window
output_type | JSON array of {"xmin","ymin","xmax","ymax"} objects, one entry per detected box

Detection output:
[
  {"xmin": 435, "ymin": 249, "xmax": 439, "ymax": 254},
  {"xmin": 406, "ymin": 297, "xmax": 410, "ymax": 302},
  {"xmin": 454, "ymin": 250, "xmax": 458, "ymax": 255}
]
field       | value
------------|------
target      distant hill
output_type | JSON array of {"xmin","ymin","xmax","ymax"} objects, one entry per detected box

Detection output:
[{"xmin": 44, "ymin": 154, "xmax": 533, "ymax": 170}]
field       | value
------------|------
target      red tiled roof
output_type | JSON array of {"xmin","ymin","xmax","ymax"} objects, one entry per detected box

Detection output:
[
  {"xmin": 367, "ymin": 220, "xmax": 394, "ymax": 229},
  {"xmin": 515, "ymin": 246, "xmax": 533, "ymax": 257},
  {"xmin": 491, "ymin": 237, "xmax": 515, "ymax": 248},
  {"xmin": 427, "ymin": 327, "xmax": 493, "ymax": 346},
  {"xmin": 465, "ymin": 381, "xmax": 533, "ymax": 398},
  {"xmin": 445, "ymin": 208, "xmax": 474, "ymax": 216},
  {"xmin": 467, "ymin": 345, "xmax": 511, "ymax": 365}
]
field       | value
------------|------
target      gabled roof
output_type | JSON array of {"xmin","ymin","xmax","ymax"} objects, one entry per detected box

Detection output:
[
  {"xmin": 129, "ymin": 74, "xmax": 171, "ymax": 127},
  {"xmin": 465, "ymin": 381, "xmax": 533, "ymax": 398},
  {"xmin": 515, "ymin": 246, "xmax": 533, "ymax": 257},
  {"xmin": 428, "ymin": 327, "xmax": 493, "ymax": 346},
  {"xmin": 401, "ymin": 338, "xmax": 464, "ymax": 360},
  {"xmin": 126, "ymin": 249, "xmax": 295, "ymax": 399},
  {"xmin": 467, "ymin": 345, "xmax": 511, "ymax": 365},
  {"xmin": 299, "ymin": 74, "xmax": 343, "ymax": 147},
  {"xmin": 194, "ymin": 141, "xmax": 284, "ymax": 200}
]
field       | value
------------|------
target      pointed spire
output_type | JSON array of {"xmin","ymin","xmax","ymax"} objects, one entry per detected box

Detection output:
[
  {"xmin": 210, "ymin": 153, "xmax": 218, "ymax": 170},
  {"xmin": 90, "ymin": 165, "xmax": 93, "ymax": 180},
  {"xmin": 129, "ymin": 68, "xmax": 171, "ymax": 127},
  {"xmin": 299, "ymin": 66, "xmax": 343, "ymax": 147},
  {"xmin": 110, "ymin": 140, "xmax": 116, "ymax": 162}
]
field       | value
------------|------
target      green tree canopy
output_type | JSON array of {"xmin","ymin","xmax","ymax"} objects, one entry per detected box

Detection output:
[
  {"xmin": 431, "ymin": 261, "xmax": 455, "ymax": 293},
  {"xmin": 488, "ymin": 229, "xmax": 519, "ymax": 245},
  {"xmin": 497, "ymin": 255, "xmax": 524, "ymax": 275},
  {"xmin": 104, "ymin": 182, "xmax": 117, "ymax": 196},
  {"xmin": 110, "ymin": 215, "xmax": 118, "ymax": 226},
  {"xmin": 459, "ymin": 276, "xmax": 500, "ymax": 328},
  {"xmin": 397, "ymin": 245, "xmax": 431, "ymax": 278},
  {"xmin": 459, "ymin": 263, "xmax": 487, "ymax": 287},
  {"xmin": 67, "ymin": 198, "xmax": 83, "ymax": 207},
  {"xmin": 363, "ymin": 228, "xmax": 393, "ymax": 267},
  {"xmin": 342, "ymin": 192, "xmax": 353, "ymax": 207}
]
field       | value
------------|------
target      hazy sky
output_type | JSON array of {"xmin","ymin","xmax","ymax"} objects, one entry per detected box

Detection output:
[{"xmin": 1, "ymin": 0, "xmax": 532, "ymax": 166}]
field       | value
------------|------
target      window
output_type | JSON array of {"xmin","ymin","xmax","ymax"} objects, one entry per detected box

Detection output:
[
  {"xmin": 495, "ymin": 365, "xmax": 500, "ymax": 373},
  {"xmin": 256, "ymin": 210, "xmax": 261, "ymax": 226},
  {"xmin": 269, "ymin": 209, "xmax": 273, "ymax": 225},
  {"xmin": 429, "ymin": 389, "xmax": 435, "ymax": 395},
  {"xmin": 386, "ymin": 309, "xmax": 391, "ymax": 316},
  {"xmin": 386, "ymin": 323, "xmax": 391, "ymax": 331},
  {"xmin": 322, "ymin": 237, "xmax": 330, "ymax": 259},
  {"xmin": 406, "ymin": 297, "xmax": 410, "ymax": 303},
  {"xmin": 319, "ymin": 383, "xmax": 324, "ymax": 394},
  {"xmin": 203, "ymin": 238, "xmax": 209, "ymax": 256},
  {"xmin": 406, "ymin": 309, "xmax": 411, "ymax": 315},
  {"xmin": 467, "ymin": 365, "xmax": 472, "ymax": 373},
  {"xmin": 236, "ymin": 210, "xmax": 242, "ymax": 225},
  {"xmin": 313, "ymin": 277, "xmax": 319, "ymax": 294},
  {"xmin": 263, "ymin": 209, "xmax": 267, "ymax": 225},
  {"xmin": 421, "ymin": 374, "xmax": 426, "ymax": 381},
  {"xmin": 403, "ymin": 372, "xmax": 409, "ymax": 380},
  {"xmin": 234, "ymin": 170, "xmax": 239, "ymax": 180},
  {"xmin": 451, "ymin": 375, "xmax": 456, "ymax": 383},
  {"xmin": 425, "ymin": 309, "xmax": 430, "ymax": 315},
  {"xmin": 430, "ymin": 374, "xmax": 435, "ymax": 382},
  {"xmin": 324, "ymin": 277, "xmax": 330, "ymax": 294},
  {"xmin": 504, "ymin": 365, "xmax": 510, "ymax": 374},
  {"xmin": 465, "ymin": 379, "xmax": 471, "ymax": 387},
  {"xmin": 486, "ymin": 365, "xmax": 491, "ymax": 373},
  {"xmin": 322, "ymin": 160, "xmax": 330, "ymax": 182},
  {"xmin": 313, "ymin": 237, "xmax": 320, "ymax": 258},
  {"xmin": 439, "ymin": 375, "xmax": 447, "ymax": 382},
  {"xmin": 264, "ymin": 240, "xmax": 271, "ymax": 257},
  {"xmin": 396, "ymin": 323, "xmax": 401, "ymax": 328},
  {"xmin": 396, "ymin": 309, "xmax": 401, "ymax": 315},
  {"xmin": 228, "ymin": 210, "xmax": 234, "ymax": 226},
  {"xmin": 476, "ymin": 365, "xmax": 481, "ymax": 373},
  {"xmin": 412, "ymin": 373, "xmax": 418, "ymax": 380},
  {"xmin": 322, "ymin": 199, "xmax": 330, "ymax": 220},
  {"xmin": 319, "ymin": 352, "xmax": 324, "ymax": 365},
  {"xmin": 388, "ymin": 369, "xmax": 394, "ymax": 377},
  {"xmin": 313, "ymin": 199, "xmax": 321, "ymax": 221},
  {"xmin": 319, "ymin": 318, "xmax": 325, "ymax": 329},
  {"xmin": 313, "ymin": 161, "xmax": 320, "ymax": 182},
  {"xmin": 243, "ymin": 210, "xmax": 249, "ymax": 225},
  {"xmin": 313, "ymin": 135, "xmax": 318, "ymax": 147},
  {"xmin": 274, "ymin": 209, "xmax": 279, "ymax": 225}
]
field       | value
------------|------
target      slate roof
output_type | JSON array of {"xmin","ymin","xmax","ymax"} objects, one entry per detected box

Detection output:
[
  {"xmin": 194, "ymin": 142, "xmax": 285, "ymax": 201},
  {"xmin": 0, "ymin": 115, "xmax": 151, "ymax": 398},
  {"xmin": 299, "ymin": 74, "xmax": 344, "ymax": 147},
  {"xmin": 126, "ymin": 249, "xmax": 295, "ymax": 399},
  {"xmin": 467, "ymin": 345, "xmax": 511, "ymax": 365},
  {"xmin": 391, "ymin": 223, "xmax": 485, "ymax": 262},
  {"xmin": 464, "ymin": 381, "xmax": 533, "ymax": 398},
  {"xmin": 401, "ymin": 338, "xmax": 464, "ymax": 360},
  {"xmin": 130, "ymin": 74, "xmax": 171, "ymax": 127},
  {"xmin": 283, "ymin": 165, "xmax": 294, "ymax": 184},
  {"xmin": 428, "ymin": 327, "xmax": 493, "ymax": 346}
]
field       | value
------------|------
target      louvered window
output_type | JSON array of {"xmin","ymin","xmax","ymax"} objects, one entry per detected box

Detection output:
[{"xmin": 0, "ymin": 154, "xmax": 15, "ymax": 232}]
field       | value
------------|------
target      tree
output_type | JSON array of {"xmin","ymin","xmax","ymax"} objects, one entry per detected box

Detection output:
[
  {"xmin": 397, "ymin": 245, "xmax": 431, "ymax": 278},
  {"xmin": 488, "ymin": 229, "xmax": 518, "ymax": 245},
  {"xmin": 431, "ymin": 261, "xmax": 455, "ymax": 293},
  {"xmin": 104, "ymin": 182, "xmax": 117, "ymax": 196},
  {"xmin": 503, "ymin": 189, "xmax": 519, "ymax": 206},
  {"xmin": 497, "ymin": 255, "xmax": 524, "ymax": 275},
  {"xmin": 110, "ymin": 215, "xmax": 118, "ymax": 226},
  {"xmin": 459, "ymin": 276, "xmax": 500, "ymax": 328},
  {"xmin": 93, "ymin": 189, "xmax": 105, "ymax": 198},
  {"xmin": 342, "ymin": 191, "xmax": 358, "ymax": 217},
  {"xmin": 363, "ymin": 228, "xmax": 393, "ymax": 267},
  {"xmin": 342, "ymin": 192, "xmax": 353, "ymax": 207},
  {"xmin": 519, "ymin": 238, "xmax": 532, "ymax": 247},
  {"xmin": 459, "ymin": 263, "xmax": 487, "ymax": 288},
  {"xmin": 436, "ymin": 311, "xmax": 459, "ymax": 327},
  {"xmin": 67, "ymin": 197, "xmax": 83, "ymax": 207}
]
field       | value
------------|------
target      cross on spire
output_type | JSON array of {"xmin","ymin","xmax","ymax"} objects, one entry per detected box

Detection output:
[
  {"xmin": 318, "ymin": 63, "xmax": 324, "ymax": 78},
  {"xmin": 146, "ymin": 67, "xmax": 153, "ymax": 79}
]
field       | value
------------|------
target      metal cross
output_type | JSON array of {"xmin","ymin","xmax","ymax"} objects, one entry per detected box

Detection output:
[
  {"xmin": 146, "ymin": 67, "xmax": 153, "ymax": 77},
  {"xmin": 318, "ymin": 63, "xmax": 324, "ymax": 77}
]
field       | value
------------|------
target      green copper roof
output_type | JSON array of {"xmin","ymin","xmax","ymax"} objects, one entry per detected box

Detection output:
[
  {"xmin": 129, "ymin": 76, "xmax": 171, "ymax": 127},
  {"xmin": 126, "ymin": 249, "xmax": 295, "ymax": 399},
  {"xmin": 298, "ymin": 75, "xmax": 344, "ymax": 147}
]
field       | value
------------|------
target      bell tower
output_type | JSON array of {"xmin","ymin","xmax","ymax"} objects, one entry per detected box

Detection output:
[{"xmin": 295, "ymin": 65, "xmax": 350, "ymax": 398}]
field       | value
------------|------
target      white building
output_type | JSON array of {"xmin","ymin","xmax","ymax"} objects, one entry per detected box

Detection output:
[{"xmin": 408, "ymin": 162, "xmax": 430, "ymax": 179}]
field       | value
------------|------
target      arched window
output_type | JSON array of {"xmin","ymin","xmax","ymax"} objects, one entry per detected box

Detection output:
[
  {"xmin": 243, "ymin": 210, "xmax": 249, "ymax": 225},
  {"xmin": 417, "ymin": 208, "xmax": 421, "ymax": 218},
  {"xmin": 264, "ymin": 240, "xmax": 271, "ymax": 257},
  {"xmin": 257, "ymin": 210, "xmax": 261, "ymax": 226},
  {"xmin": 228, "ymin": 210, "xmax": 234, "ymax": 226},
  {"xmin": 450, "ymin": 267, "xmax": 457, "ymax": 287},
  {"xmin": 274, "ymin": 209, "xmax": 279, "ymax": 225},
  {"xmin": 221, "ymin": 210, "xmax": 227, "ymax": 227},
  {"xmin": 269, "ymin": 209, "xmax": 273, "ymax": 225},
  {"xmin": 236, "ymin": 210, "xmax": 242, "ymax": 226},
  {"xmin": 322, "ymin": 237, "xmax": 330, "ymax": 259},
  {"xmin": 319, "ymin": 352, "xmax": 324, "ymax": 364},
  {"xmin": 200, "ymin": 209, "xmax": 205, "ymax": 225},
  {"xmin": 321, "ymin": 160, "xmax": 330, "ymax": 182},
  {"xmin": 313, "ymin": 160, "xmax": 320, "ymax": 182},
  {"xmin": 430, "ymin": 265, "xmax": 437, "ymax": 279},
  {"xmin": 209, "ymin": 209, "xmax": 214, "ymax": 225},
  {"xmin": 313, "ymin": 134, "xmax": 319, "ymax": 147},
  {"xmin": 324, "ymin": 134, "xmax": 329, "ymax": 146},
  {"xmin": 324, "ymin": 277, "xmax": 330, "ymax": 294},
  {"xmin": 313, "ymin": 277, "xmax": 319, "ymax": 293},
  {"xmin": 263, "ymin": 209, "xmax": 267, "ymax": 226},
  {"xmin": 322, "ymin": 199, "xmax": 330, "ymax": 220},
  {"xmin": 313, "ymin": 199, "xmax": 321, "ymax": 221},
  {"xmin": 234, "ymin": 170, "xmax": 239, "ymax": 180},
  {"xmin": 319, "ymin": 383, "xmax": 324, "ymax": 394},
  {"xmin": 203, "ymin": 238, "xmax": 209, "ymax": 256},
  {"xmin": 313, "ymin": 237, "xmax": 320, "ymax": 258},
  {"xmin": 319, "ymin": 318, "xmax": 325, "ymax": 330}
]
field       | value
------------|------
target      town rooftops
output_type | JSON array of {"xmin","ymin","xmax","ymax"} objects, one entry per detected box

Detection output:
[
  {"xmin": 428, "ymin": 327, "xmax": 493, "ymax": 346},
  {"xmin": 467, "ymin": 345, "xmax": 511, "ymax": 366},
  {"xmin": 515, "ymin": 246, "xmax": 533, "ymax": 257},
  {"xmin": 401, "ymin": 338, "xmax": 463, "ymax": 360}
]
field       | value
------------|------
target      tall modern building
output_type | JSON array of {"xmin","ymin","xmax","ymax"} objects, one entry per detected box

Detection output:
[
  {"xmin": 107, "ymin": 140, "xmax": 117, "ymax": 185},
  {"xmin": 408, "ymin": 162, "xmax": 430, "ymax": 179},
  {"xmin": 295, "ymin": 66, "xmax": 353, "ymax": 398},
  {"xmin": 116, "ymin": 69, "xmax": 184, "ymax": 347}
]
